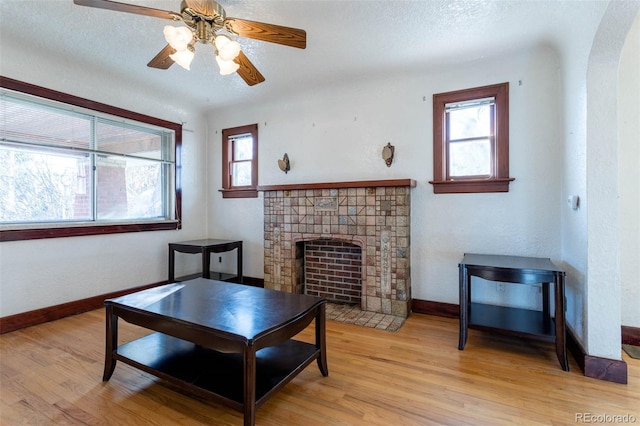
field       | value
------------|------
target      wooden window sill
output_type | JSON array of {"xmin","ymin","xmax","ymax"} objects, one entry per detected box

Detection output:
[
  {"xmin": 0, "ymin": 220, "xmax": 181, "ymax": 242},
  {"xmin": 429, "ymin": 178, "xmax": 515, "ymax": 194},
  {"xmin": 219, "ymin": 188, "xmax": 259, "ymax": 199}
]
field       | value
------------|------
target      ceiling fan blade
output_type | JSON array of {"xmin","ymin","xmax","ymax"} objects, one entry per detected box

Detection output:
[
  {"xmin": 73, "ymin": 0, "xmax": 181, "ymax": 20},
  {"xmin": 224, "ymin": 18, "xmax": 306, "ymax": 49},
  {"xmin": 234, "ymin": 51, "xmax": 265, "ymax": 86},
  {"xmin": 147, "ymin": 45, "xmax": 176, "ymax": 69}
]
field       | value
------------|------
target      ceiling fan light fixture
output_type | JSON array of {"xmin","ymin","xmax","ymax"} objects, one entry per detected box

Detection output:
[
  {"xmin": 163, "ymin": 25, "xmax": 193, "ymax": 51},
  {"xmin": 214, "ymin": 34, "xmax": 241, "ymax": 61},
  {"xmin": 73, "ymin": 0, "xmax": 307, "ymax": 85},
  {"xmin": 215, "ymin": 54, "xmax": 240, "ymax": 75},
  {"xmin": 170, "ymin": 45, "xmax": 195, "ymax": 70}
]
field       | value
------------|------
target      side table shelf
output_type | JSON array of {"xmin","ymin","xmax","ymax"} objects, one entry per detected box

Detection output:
[
  {"xmin": 468, "ymin": 303, "xmax": 556, "ymax": 341},
  {"xmin": 175, "ymin": 272, "xmax": 239, "ymax": 282},
  {"xmin": 168, "ymin": 239, "xmax": 243, "ymax": 284}
]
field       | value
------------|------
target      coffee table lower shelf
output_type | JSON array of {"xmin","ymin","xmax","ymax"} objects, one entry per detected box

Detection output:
[{"xmin": 113, "ymin": 332, "xmax": 320, "ymax": 410}]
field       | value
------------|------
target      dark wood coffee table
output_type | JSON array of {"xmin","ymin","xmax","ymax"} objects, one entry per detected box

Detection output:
[{"xmin": 102, "ymin": 278, "xmax": 328, "ymax": 426}]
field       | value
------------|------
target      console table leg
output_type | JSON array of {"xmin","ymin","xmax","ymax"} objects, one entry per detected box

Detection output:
[
  {"xmin": 237, "ymin": 245, "xmax": 244, "ymax": 283},
  {"xmin": 554, "ymin": 275, "xmax": 569, "ymax": 371},
  {"xmin": 243, "ymin": 346, "xmax": 257, "ymax": 426},
  {"xmin": 168, "ymin": 247, "xmax": 175, "ymax": 282},
  {"xmin": 103, "ymin": 305, "xmax": 118, "ymax": 381},
  {"xmin": 202, "ymin": 248, "xmax": 211, "ymax": 279},
  {"xmin": 316, "ymin": 303, "xmax": 329, "ymax": 376},
  {"xmin": 458, "ymin": 265, "xmax": 469, "ymax": 350}
]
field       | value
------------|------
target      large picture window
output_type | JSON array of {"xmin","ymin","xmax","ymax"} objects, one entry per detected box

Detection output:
[
  {"xmin": 0, "ymin": 77, "xmax": 182, "ymax": 241},
  {"xmin": 430, "ymin": 82, "xmax": 513, "ymax": 193}
]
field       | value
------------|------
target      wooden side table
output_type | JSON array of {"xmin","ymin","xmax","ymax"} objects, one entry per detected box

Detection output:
[
  {"xmin": 458, "ymin": 253, "xmax": 568, "ymax": 371},
  {"xmin": 168, "ymin": 239, "xmax": 243, "ymax": 283}
]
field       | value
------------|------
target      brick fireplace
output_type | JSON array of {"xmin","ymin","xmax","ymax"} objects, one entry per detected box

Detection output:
[{"xmin": 259, "ymin": 179, "xmax": 415, "ymax": 318}]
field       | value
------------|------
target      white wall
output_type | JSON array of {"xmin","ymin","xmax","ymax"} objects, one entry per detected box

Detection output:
[
  {"xmin": 207, "ymin": 44, "xmax": 563, "ymax": 311},
  {"xmin": 205, "ymin": 2, "xmax": 636, "ymax": 362},
  {"xmin": 0, "ymin": 38, "xmax": 209, "ymax": 317},
  {"xmin": 556, "ymin": 6, "xmax": 602, "ymax": 348},
  {"xmin": 554, "ymin": 1, "xmax": 640, "ymax": 358},
  {"xmin": 584, "ymin": 2, "xmax": 639, "ymax": 359},
  {"xmin": 619, "ymin": 14, "xmax": 640, "ymax": 328}
]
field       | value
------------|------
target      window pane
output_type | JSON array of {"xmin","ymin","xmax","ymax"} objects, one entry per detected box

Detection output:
[
  {"xmin": 96, "ymin": 155, "xmax": 163, "ymax": 220},
  {"xmin": 96, "ymin": 119, "xmax": 164, "ymax": 160},
  {"xmin": 232, "ymin": 161, "xmax": 252, "ymax": 186},
  {"xmin": 0, "ymin": 96, "xmax": 91, "ymax": 149},
  {"xmin": 448, "ymin": 104, "xmax": 491, "ymax": 140},
  {"xmin": 0, "ymin": 145, "xmax": 91, "ymax": 222},
  {"xmin": 449, "ymin": 139, "xmax": 491, "ymax": 177},
  {"xmin": 233, "ymin": 136, "xmax": 253, "ymax": 161}
]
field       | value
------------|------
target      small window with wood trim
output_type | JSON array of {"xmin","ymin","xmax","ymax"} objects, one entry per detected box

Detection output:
[
  {"xmin": 221, "ymin": 124, "xmax": 258, "ymax": 198},
  {"xmin": 430, "ymin": 82, "xmax": 514, "ymax": 193}
]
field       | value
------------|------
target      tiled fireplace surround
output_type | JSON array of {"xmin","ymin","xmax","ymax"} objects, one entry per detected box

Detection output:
[{"xmin": 259, "ymin": 179, "xmax": 415, "ymax": 318}]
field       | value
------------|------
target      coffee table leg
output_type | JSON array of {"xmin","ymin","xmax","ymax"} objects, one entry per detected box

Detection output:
[
  {"xmin": 103, "ymin": 304, "xmax": 118, "ymax": 381},
  {"xmin": 316, "ymin": 304, "xmax": 328, "ymax": 376},
  {"xmin": 243, "ymin": 346, "xmax": 257, "ymax": 426}
]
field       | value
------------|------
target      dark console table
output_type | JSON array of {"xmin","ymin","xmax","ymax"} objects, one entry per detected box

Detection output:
[
  {"xmin": 103, "ymin": 278, "xmax": 328, "ymax": 426},
  {"xmin": 168, "ymin": 239, "xmax": 243, "ymax": 283},
  {"xmin": 458, "ymin": 253, "xmax": 568, "ymax": 371}
]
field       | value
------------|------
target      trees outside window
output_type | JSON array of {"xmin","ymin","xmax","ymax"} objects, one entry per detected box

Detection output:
[{"xmin": 0, "ymin": 77, "xmax": 181, "ymax": 241}]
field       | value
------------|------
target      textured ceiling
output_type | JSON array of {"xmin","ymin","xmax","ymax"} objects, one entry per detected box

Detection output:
[{"xmin": 1, "ymin": 0, "xmax": 608, "ymax": 111}]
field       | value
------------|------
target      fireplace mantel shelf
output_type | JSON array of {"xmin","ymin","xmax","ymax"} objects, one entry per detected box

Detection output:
[{"xmin": 257, "ymin": 179, "xmax": 416, "ymax": 192}]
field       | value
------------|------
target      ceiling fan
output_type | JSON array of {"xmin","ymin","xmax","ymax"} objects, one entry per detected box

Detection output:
[{"xmin": 73, "ymin": 0, "xmax": 307, "ymax": 86}]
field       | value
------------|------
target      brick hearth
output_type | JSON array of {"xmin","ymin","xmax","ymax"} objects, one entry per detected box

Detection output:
[{"xmin": 259, "ymin": 179, "xmax": 415, "ymax": 318}]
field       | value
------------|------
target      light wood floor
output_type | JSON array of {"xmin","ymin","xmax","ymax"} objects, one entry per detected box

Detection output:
[{"xmin": 1, "ymin": 310, "xmax": 638, "ymax": 425}]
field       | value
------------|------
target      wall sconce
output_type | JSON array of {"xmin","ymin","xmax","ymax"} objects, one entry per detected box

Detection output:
[
  {"xmin": 382, "ymin": 142, "xmax": 394, "ymax": 167},
  {"xmin": 278, "ymin": 153, "xmax": 290, "ymax": 174}
]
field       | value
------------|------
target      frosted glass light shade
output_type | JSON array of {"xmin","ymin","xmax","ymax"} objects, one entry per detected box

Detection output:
[
  {"xmin": 163, "ymin": 26, "xmax": 193, "ymax": 51},
  {"xmin": 170, "ymin": 48, "xmax": 195, "ymax": 70},
  {"xmin": 214, "ymin": 35, "xmax": 241, "ymax": 61},
  {"xmin": 215, "ymin": 55, "xmax": 240, "ymax": 75}
]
